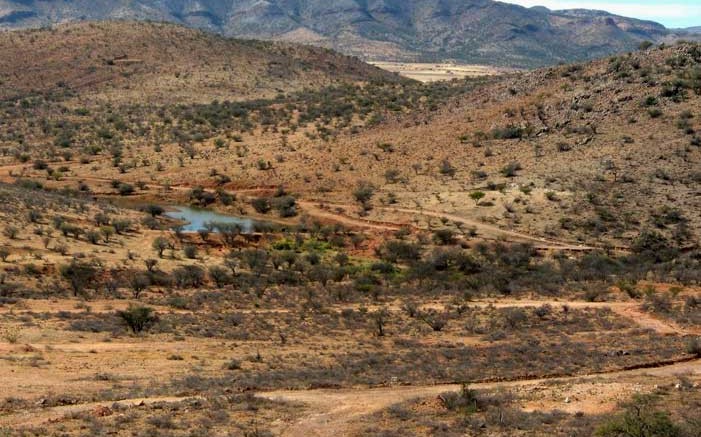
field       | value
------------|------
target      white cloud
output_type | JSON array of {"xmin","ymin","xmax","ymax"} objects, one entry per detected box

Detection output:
[{"xmin": 504, "ymin": 0, "xmax": 701, "ymax": 21}]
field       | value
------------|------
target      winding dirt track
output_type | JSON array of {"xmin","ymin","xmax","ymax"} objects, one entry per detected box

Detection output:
[
  {"xmin": 258, "ymin": 359, "xmax": 701, "ymax": 437},
  {"xmin": 298, "ymin": 200, "xmax": 597, "ymax": 251}
]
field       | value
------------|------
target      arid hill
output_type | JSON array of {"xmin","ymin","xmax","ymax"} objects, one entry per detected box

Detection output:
[
  {"xmin": 281, "ymin": 42, "xmax": 701, "ymax": 249},
  {"xmin": 0, "ymin": 21, "xmax": 402, "ymax": 104}
]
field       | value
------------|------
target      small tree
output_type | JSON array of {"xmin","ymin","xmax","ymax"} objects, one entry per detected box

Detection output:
[
  {"xmin": 273, "ymin": 196, "xmax": 297, "ymax": 217},
  {"xmin": 3, "ymin": 226, "xmax": 19, "ymax": 240},
  {"xmin": 439, "ymin": 160, "xmax": 456, "ymax": 177},
  {"xmin": 687, "ymin": 337, "xmax": 701, "ymax": 357},
  {"xmin": 152, "ymin": 236, "xmax": 169, "ymax": 258},
  {"xmin": 59, "ymin": 261, "xmax": 97, "ymax": 297},
  {"xmin": 501, "ymin": 161, "xmax": 522, "ymax": 178},
  {"xmin": 209, "ymin": 266, "xmax": 231, "ymax": 287},
  {"xmin": 112, "ymin": 219, "xmax": 131, "ymax": 235},
  {"xmin": 100, "ymin": 226, "xmax": 115, "ymax": 243},
  {"xmin": 372, "ymin": 308, "xmax": 389, "ymax": 337},
  {"xmin": 308, "ymin": 264, "xmax": 333, "ymax": 288},
  {"xmin": 421, "ymin": 311, "xmax": 448, "ymax": 332},
  {"xmin": 28, "ymin": 210, "xmax": 42, "ymax": 223},
  {"xmin": 86, "ymin": 230, "xmax": 101, "ymax": 245},
  {"xmin": 353, "ymin": 181, "xmax": 376, "ymax": 213},
  {"xmin": 470, "ymin": 191, "xmax": 485, "ymax": 204},
  {"xmin": 251, "ymin": 197, "xmax": 272, "ymax": 214},
  {"xmin": 173, "ymin": 265, "xmax": 206, "ymax": 288},
  {"xmin": 183, "ymin": 244, "xmax": 198, "ymax": 259},
  {"xmin": 224, "ymin": 255, "xmax": 239, "ymax": 276},
  {"xmin": 118, "ymin": 183, "xmax": 135, "ymax": 196},
  {"xmin": 118, "ymin": 305, "xmax": 157, "ymax": 334},
  {"xmin": 213, "ymin": 222, "xmax": 241, "ymax": 248},
  {"xmin": 144, "ymin": 259, "xmax": 158, "ymax": 272},
  {"xmin": 197, "ymin": 228, "xmax": 210, "ymax": 242},
  {"xmin": 639, "ymin": 40, "xmax": 654, "ymax": 50},
  {"xmin": 0, "ymin": 247, "xmax": 10, "ymax": 262},
  {"xmin": 94, "ymin": 212, "xmax": 111, "ymax": 226},
  {"xmin": 241, "ymin": 249, "xmax": 269, "ymax": 277},
  {"xmin": 128, "ymin": 272, "xmax": 151, "ymax": 299},
  {"xmin": 433, "ymin": 228, "xmax": 456, "ymax": 245},
  {"xmin": 143, "ymin": 204, "xmax": 165, "ymax": 217}
]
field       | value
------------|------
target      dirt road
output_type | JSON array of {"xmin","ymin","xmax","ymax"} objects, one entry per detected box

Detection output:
[
  {"xmin": 254, "ymin": 298, "xmax": 698, "ymax": 437},
  {"xmin": 259, "ymin": 358, "xmax": 701, "ymax": 437},
  {"xmin": 298, "ymin": 200, "xmax": 602, "ymax": 251}
]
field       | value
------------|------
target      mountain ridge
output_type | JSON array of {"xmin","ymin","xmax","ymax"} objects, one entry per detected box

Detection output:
[{"xmin": 0, "ymin": 0, "xmax": 695, "ymax": 67}]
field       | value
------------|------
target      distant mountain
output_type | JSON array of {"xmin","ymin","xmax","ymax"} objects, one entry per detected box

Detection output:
[
  {"xmin": 685, "ymin": 27, "xmax": 701, "ymax": 34},
  {"xmin": 0, "ymin": 0, "xmax": 692, "ymax": 67}
]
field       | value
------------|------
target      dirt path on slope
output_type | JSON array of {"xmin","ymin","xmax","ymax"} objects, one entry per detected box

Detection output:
[
  {"xmin": 297, "ymin": 201, "xmax": 401, "ymax": 232},
  {"xmin": 613, "ymin": 304, "xmax": 700, "ymax": 336},
  {"xmin": 298, "ymin": 200, "xmax": 598, "ymax": 251},
  {"xmin": 258, "ymin": 359, "xmax": 701, "ymax": 437},
  {"xmin": 0, "ymin": 163, "xmax": 599, "ymax": 250}
]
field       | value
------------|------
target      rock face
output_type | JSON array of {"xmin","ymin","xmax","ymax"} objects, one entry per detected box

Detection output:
[{"xmin": 0, "ymin": 0, "xmax": 689, "ymax": 67}]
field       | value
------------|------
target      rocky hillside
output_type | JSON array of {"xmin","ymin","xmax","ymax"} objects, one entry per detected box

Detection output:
[
  {"xmin": 0, "ymin": 21, "xmax": 402, "ymax": 104},
  {"xmin": 0, "ymin": 0, "xmax": 692, "ymax": 67},
  {"xmin": 305, "ymin": 42, "xmax": 701, "ymax": 247}
]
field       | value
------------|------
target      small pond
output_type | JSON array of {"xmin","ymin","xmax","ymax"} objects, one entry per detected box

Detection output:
[{"xmin": 164, "ymin": 206, "xmax": 255, "ymax": 233}]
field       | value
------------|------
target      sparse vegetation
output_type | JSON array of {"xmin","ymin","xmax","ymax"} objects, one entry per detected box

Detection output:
[{"xmin": 2, "ymin": 24, "xmax": 701, "ymax": 437}]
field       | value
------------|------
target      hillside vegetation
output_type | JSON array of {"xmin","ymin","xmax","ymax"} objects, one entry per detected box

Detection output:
[{"xmin": 0, "ymin": 21, "xmax": 402, "ymax": 104}]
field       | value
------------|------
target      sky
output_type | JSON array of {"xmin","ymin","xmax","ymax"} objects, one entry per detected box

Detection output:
[{"xmin": 503, "ymin": 0, "xmax": 701, "ymax": 28}]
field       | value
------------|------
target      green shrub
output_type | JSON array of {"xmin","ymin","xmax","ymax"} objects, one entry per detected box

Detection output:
[
  {"xmin": 439, "ymin": 384, "xmax": 480, "ymax": 413},
  {"xmin": 648, "ymin": 108, "xmax": 663, "ymax": 118},
  {"xmin": 251, "ymin": 197, "xmax": 271, "ymax": 214},
  {"xmin": 491, "ymin": 125, "xmax": 524, "ymax": 139},
  {"xmin": 596, "ymin": 395, "xmax": 680, "ymax": 437},
  {"xmin": 183, "ymin": 244, "xmax": 198, "ymax": 259},
  {"xmin": 118, "ymin": 305, "xmax": 157, "ymax": 334},
  {"xmin": 501, "ymin": 161, "xmax": 522, "ymax": 177},
  {"xmin": 687, "ymin": 337, "xmax": 701, "ymax": 357}
]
